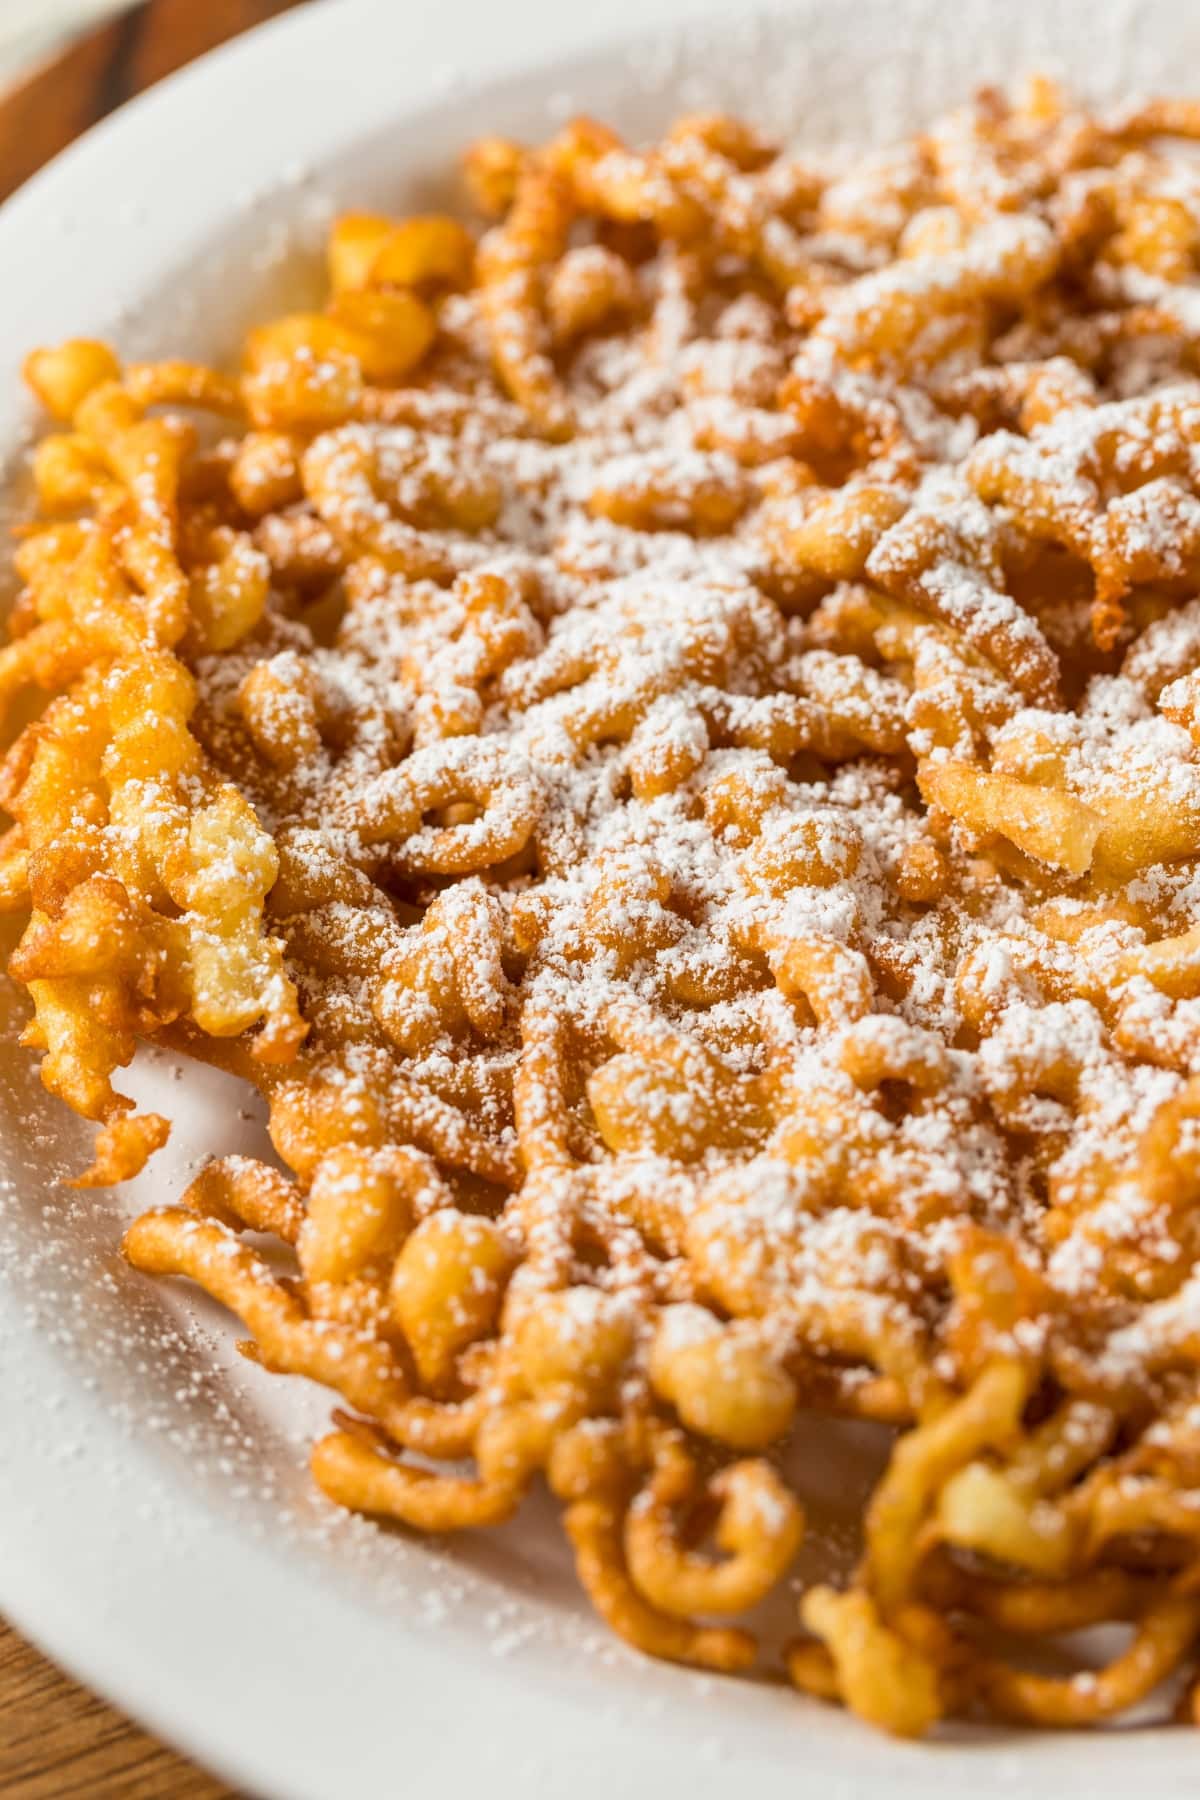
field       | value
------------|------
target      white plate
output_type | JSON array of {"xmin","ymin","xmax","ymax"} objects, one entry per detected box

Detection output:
[{"xmin": 2, "ymin": 1, "xmax": 1200, "ymax": 1794}]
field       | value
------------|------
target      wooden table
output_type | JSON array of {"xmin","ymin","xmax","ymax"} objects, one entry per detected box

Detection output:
[{"xmin": 0, "ymin": 9, "xmax": 308, "ymax": 1789}]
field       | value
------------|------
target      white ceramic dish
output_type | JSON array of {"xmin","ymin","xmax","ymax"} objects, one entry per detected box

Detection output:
[{"xmin": 2, "ymin": 1, "xmax": 1200, "ymax": 1793}]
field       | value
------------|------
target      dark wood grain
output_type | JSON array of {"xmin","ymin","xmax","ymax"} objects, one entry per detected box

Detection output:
[
  {"xmin": 0, "ymin": 11, "xmax": 316, "ymax": 1792},
  {"xmin": 0, "ymin": 0, "xmax": 308, "ymax": 202}
]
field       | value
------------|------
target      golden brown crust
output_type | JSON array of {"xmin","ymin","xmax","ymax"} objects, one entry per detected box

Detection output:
[{"xmin": 10, "ymin": 77, "xmax": 1200, "ymax": 1736}]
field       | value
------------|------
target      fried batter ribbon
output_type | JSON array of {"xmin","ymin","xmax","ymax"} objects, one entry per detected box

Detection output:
[{"xmin": 15, "ymin": 77, "xmax": 1200, "ymax": 1742}]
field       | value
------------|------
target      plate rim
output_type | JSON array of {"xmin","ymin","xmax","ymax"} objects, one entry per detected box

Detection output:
[{"xmin": 1, "ymin": 1, "xmax": 1199, "ymax": 1794}]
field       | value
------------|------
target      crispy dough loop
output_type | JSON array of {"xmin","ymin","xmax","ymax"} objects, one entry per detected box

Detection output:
[
  {"xmin": 476, "ymin": 164, "xmax": 575, "ymax": 439},
  {"xmin": 866, "ymin": 1359, "xmax": 1033, "ymax": 1613},
  {"xmin": 350, "ymin": 736, "xmax": 541, "ymax": 873},
  {"xmin": 267, "ymin": 1058, "xmax": 522, "ymax": 1190},
  {"xmin": 311, "ymin": 1417, "xmax": 538, "ymax": 1531},
  {"xmin": 972, "ymin": 1591, "xmax": 1200, "ymax": 1726},
  {"xmin": 565, "ymin": 1496, "xmax": 758, "ymax": 1673},
  {"xmin": 792, "ymin": 1589, "xmax": 946, "ymax": 1738},
  {"xmin": 122, "ymin": 1210, "xmax": 414, "ymax": 1416},
  {"xmin": 624, "ymin": 1439, "xmax": 804, "ymax": 1616},
  {"xmin": 301, "ymin": 424, "xmax": 499, "ymax": 579},
  {"xmin": 182, "ymin": 1155, "xmax": 306, "ymax": 1242},
  {"xmin": 513, "ymin": 999, "xmax": 576, "ymax": 1172}
]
